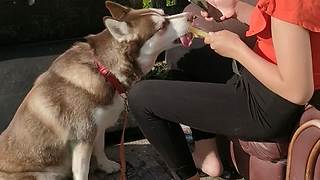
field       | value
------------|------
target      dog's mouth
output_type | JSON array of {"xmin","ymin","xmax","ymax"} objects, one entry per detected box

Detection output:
[{"xmin": 174, "ymin": 32, "xmax": 194, "ymax": 48}]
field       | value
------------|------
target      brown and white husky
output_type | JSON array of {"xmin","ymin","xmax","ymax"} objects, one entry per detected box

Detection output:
[{"xmin": 0, "ymin": 1, "xmax": 193, "ymax": 180}]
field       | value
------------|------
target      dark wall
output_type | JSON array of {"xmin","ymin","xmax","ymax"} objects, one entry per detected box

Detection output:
[
  {"xmin": 0, "ymin": 0, "xmax": 113, "ymax": 46},
  {"xmin": 0, "ymin": 0, "xmax": 189, "ymax": 46}
]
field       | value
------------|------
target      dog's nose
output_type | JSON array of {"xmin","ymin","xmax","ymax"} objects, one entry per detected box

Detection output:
[{"xmin": 187, "ymin": 14, "xmax": 197, "ymax": 23}]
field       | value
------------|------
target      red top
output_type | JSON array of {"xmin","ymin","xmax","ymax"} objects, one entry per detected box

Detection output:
[{"xmin": 246, "ymin": 0, "xmax": 320, "ymax": 90}]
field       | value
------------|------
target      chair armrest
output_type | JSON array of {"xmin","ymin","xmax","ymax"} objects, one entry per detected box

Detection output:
[{"xmin": 286, "ymin": 119, "xmax": 320, "ymax": 180}]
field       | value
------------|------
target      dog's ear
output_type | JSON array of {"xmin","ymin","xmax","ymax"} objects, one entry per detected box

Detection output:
[
  {"xmin": 105, "ymin": 1, "xmax": 130, "ymax": 20},
  {"xmin": 104, "ymin": 17, "xmax": 138, "ymax": 43}
]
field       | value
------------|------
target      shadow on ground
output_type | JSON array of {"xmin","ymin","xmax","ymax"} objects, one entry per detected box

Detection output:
[{"xmin": 90, "ymin": 141, "xmax": 173, "ymax": 180}]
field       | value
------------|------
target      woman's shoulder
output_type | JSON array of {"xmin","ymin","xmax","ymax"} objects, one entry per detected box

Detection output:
[{"xmin": 256, "ymin": 0, "xmax": 320, "ymax": 32}]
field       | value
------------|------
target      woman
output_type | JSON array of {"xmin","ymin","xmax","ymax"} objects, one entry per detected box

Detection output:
[{"xmin": 128, "ymin": 0, "xmax": 320, "ymax": 179}]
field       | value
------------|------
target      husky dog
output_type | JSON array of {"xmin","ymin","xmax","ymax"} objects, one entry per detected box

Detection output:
[{"xmin": 0, "ymin": 1, "xmax": 193, "ymax": 180}]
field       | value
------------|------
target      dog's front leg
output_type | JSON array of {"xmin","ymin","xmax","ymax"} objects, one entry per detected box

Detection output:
[
  {"xmin": 72, "ymin": 143, "xmax": 93, "ymax": 180},
  {"xmin": 94, "ymin": 129, "xmax": 120, "ymax": 174}
]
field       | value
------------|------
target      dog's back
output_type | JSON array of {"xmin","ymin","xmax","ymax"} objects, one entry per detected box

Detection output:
[
  {"xmin": 0, "ymin": 43, "xmax": 113, "ymax": 178},
  {"xmin": 0, "ymin": 1, "xmax": 192, "ymax": 179}
]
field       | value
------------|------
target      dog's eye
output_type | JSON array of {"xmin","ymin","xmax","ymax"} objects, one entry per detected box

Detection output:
[{"xmin": 158, "ymin": 20, "xmax": 169, "ymax": 31}]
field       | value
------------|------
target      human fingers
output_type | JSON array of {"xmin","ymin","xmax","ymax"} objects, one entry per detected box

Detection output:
[
  {"xmin": 220, "ymin": 10, "xmax": 235, "ymax": 20},
  {"xmin": 209, "ymin": 32, "xmax": 217, "ymax": 50},
  {"xmin": 201, "ymin": 11, "xmax": 214, "ymax": 21},
  {"xmin": 204, "ymin": 35, "xmax": 210, "ymax": 44},
  {"xmin": 220, "ymin": 15, "xmax": 227, "ymax": 21},
  {"xmin": 201, "ymin": 10, "xmax": 214, "ymax": 21},
  {"xmin": 204, "ymin": 32, "xmax": 215, "ymax": 44},
  {"xmin": 200, "ymin": 10, "xmax": 208, "ymax": 18},
  {"xmin": 205, "ymin": 16, "xmax": 214, "ymax": 21}
]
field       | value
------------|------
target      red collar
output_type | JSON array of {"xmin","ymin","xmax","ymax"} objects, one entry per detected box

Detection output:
[{"xmin": 94, "ymin": 58, "xmax": 126, "ymax": 94}]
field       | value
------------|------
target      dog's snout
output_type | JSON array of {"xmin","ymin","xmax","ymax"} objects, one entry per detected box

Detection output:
[
  {"xmin": 186, "ymin": 13, "xmax": 196, "ymax": 23},
  {"xmin": 188, "ymin": 15, "xmax": 197, "ymax": 23}
]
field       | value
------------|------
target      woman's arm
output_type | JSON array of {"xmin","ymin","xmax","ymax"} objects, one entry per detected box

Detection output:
[
  {"xmin": 236, "ymin": 17, "xmax": 314, "ymax": 104},
  {"xmin": 234, "ymin": 0, "xmax": 254, "ymax": 25}
]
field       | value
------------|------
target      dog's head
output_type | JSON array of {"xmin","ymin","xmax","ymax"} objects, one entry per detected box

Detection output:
[{"xmin": 104, "ymin": 1, "xmax": 193, "ymax": 74}]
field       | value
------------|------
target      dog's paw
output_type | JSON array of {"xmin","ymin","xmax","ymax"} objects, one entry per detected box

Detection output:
[{"xmin": 97, "ymin": 159, "xmax": 120, "ymax": 174}]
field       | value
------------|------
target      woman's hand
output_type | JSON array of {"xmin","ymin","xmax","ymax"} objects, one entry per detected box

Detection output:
[
  {"xmin": 204, "ymin": 30, "xmax": 245, "ymax": 59},
  {"xmin": 201, "ymin": 0, "xmax": 238, "ymax": 21}
]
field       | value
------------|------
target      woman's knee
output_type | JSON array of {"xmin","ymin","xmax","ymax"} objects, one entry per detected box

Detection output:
[{"xmin": 128, "ymin": 80, "xmax": 156, "ymax": 116}]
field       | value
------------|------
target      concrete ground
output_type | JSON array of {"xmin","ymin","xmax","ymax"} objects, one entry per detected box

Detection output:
[{"xmin": 90, "ymin": 139, "xmax": 228, "ymax": 180}]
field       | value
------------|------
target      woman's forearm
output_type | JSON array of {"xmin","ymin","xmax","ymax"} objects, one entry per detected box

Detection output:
[
  {"xmin": 203, "ymin": 5, "xmax": 314, "ymax": 105},
  {"xmin": 235, "ymin": 41, "xmax": 313, "ymax": 105},
  {"xmin": 236, "ymin": 43, "xmax": 288, "ymax": 96},
  {"xmin": 234, "ymin": 1, "xmax": 255, "ymax": 25}
]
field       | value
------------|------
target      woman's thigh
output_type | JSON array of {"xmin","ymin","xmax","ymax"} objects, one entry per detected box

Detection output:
[
  {"xmin": 128, "ymin": 79, "xmax": 270, "ymax": 139},
  {"xmin": 167, "ymin": 45, "xmax": 235, "ymax": 83}
]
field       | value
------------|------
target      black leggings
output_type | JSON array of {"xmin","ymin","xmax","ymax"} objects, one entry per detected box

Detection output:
[{"xmin": 128, "ymin": 46, "xmax": 304, "ymax": 179}]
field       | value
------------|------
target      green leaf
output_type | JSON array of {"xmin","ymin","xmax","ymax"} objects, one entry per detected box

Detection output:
[
  {"xmin": 166, "ymin": 0, "xmax": 176, "ymax": 7},
  {"xmin": 143, "ymin": 0, "xmax": 152, "ymax": 8}
]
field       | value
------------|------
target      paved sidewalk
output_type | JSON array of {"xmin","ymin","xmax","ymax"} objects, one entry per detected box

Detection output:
[{"xmin": 89, "ymin": 139, "xmax": 232, "ymax": 180}]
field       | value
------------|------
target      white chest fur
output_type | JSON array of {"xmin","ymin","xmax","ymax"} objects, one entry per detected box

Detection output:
[{"xmin": 92, "ymin": 93, "xmax": 125, "ymax": 129}]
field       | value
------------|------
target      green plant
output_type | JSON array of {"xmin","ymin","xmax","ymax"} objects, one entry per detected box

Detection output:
[
  {"xmin": 143, "ymin": 0, "xmax": 152, "ymax": 8},
  {"xmin": 143, "ymin": 0, "xmax": 177, "ymax": 8},
  {"xmin": 144, "ymin": 61, "xmax": 169, "ymax": 80},
  {"xmin": 166, "ymin": 0, "xmax": 176, "ymax": 7}
]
